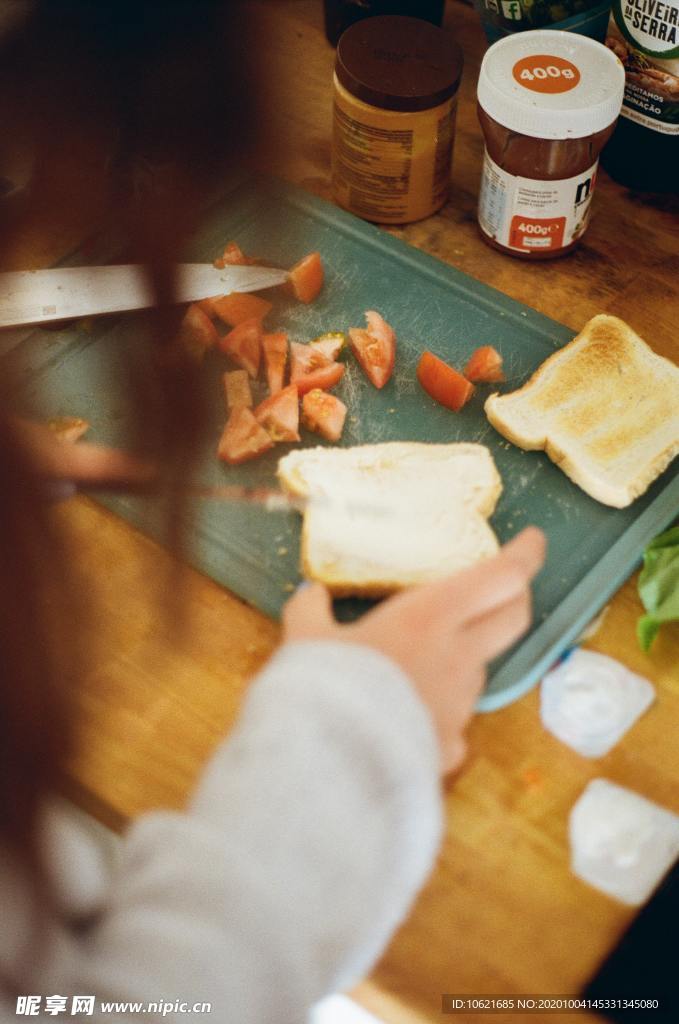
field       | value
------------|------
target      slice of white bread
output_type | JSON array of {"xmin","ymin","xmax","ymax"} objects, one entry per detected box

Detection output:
[
  {"xmin": 485, "ymin": 315, "xmax": 679, "ymax": 508},
  {"xmin": 277, "ymin": 442, "xmax": 502, "ymax": 597}
]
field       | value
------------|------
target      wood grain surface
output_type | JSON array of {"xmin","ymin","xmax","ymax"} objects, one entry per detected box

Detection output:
[{"xmin": 27, "ymin": 1, "xmax": 679, "ymax": 1022}]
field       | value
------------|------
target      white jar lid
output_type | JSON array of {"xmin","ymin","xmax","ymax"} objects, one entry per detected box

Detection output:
[{"xmin": 477, "ymin": 30, "xmax": 625, "ymax": 141}]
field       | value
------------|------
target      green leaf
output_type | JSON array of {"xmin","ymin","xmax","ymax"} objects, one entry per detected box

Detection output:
[{"xmin": 637, "ymin": 525, "xmax": 679, "ymax": 651}]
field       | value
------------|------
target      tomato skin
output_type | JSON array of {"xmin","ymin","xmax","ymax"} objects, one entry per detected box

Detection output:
[
  {"xmin": 295, "ymin": 362, "xmax": 345, "ymax": 396},
  {"xmin": 179, "ymin": 303, "xmax": 219, "ymax": 360},
  {"xmin": 207, "ymin": 292, "xmax": 272, "ymax": 327},
  {"xmin": 217, "ymin": 407, "xmax": 273, "ymax": 465},
  {"xmin": 287, "ymin": 252, "xmax": 324, "ymax": 304},
  {"xmin": 289, "ymin": 341, "xmax": 331, "ymax": 381},
  {"xmin": 464, "ymin": 345, "xmax": 505, "ymax": 383},
  {"xmin": 262, "ymin": 332, "xmax": 288, "ymax": 395},
  {"xmin": 349, "ymin": 310, "xmax": 395, "ymax": 389},
  {"xmin": 219, "ymin": 317, "xmax": 262, "ymax": 378},
  {"xmin": 254, "ymin": 384, "xmax": 300, "ymax": 443},
  {"xmin": 417, "ymin": 351, "xmax": 475, "ymax": 411},
  {"xmin": 302, "ymin": 389, "xmax": 347, "ymax": 442}
]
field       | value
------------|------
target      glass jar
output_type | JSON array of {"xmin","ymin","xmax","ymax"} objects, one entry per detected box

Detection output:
[
  {"xmin": 476, "ymin": 30, "xmax": 625, "ymax": 258},
  {"xmin": 332, "ymin": 16, "xmax": 463, "ymax": 224}
]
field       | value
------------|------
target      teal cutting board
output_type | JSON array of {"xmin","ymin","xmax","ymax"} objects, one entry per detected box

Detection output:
[{"xmin": 12, "ymin": 176, "xmax": 679, "ymax": 710}]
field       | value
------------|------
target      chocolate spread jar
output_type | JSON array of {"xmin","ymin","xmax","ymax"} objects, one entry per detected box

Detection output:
[
  {"xmin": 476, "ymin": 30, "xmax": 625, "ymax": 259},
  {"xmin": 332, "ymin": 16, "xmax": 463, "ymax": 224}
]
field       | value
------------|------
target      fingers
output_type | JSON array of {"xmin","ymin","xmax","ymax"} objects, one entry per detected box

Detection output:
[
  {"xmin": 498, "ymin": 526, "xmax": 546, "ymax": 578},
  {"xmin": 465, "ymin": 589, "xmax": 533, "ymax": 662},
  {"xmin": 420, "ymin": 529, "xmax": 542, "ymax": 629},
  {"xmin": 44, "ymin": 443, "xmax": 156, "ymax": 487},
  {"xmin": 282, "ymin": 582, "xmax": 335, "ymax": 641},
  {"xmin": 14, "ymin": 419, "xmax": 156, "ymax": 488}
]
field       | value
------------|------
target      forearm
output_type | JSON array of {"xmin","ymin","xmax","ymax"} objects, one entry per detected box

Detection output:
[{"xmin": 20, "ymin": 641, "xmax": 442, "ymax": 1023}]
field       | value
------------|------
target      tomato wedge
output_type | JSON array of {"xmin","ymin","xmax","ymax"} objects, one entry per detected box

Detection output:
[
  {"xmin": 178, "ymin": 303, "xmax": 219, "ymax": 360},
  {"xmin": 219, "ymin": 317, "xmax": 262, "ymax": 378},
  {"xmin": 349, "ymin": 310, "xmax": 395, "ymax": 389},
  {"xmin": 417, "ymin": 351, "xmax": 474, "ymax": 412},
  {"xmin": 295, "ymin": 362, "xmax": 345, "ymax": 396},
  {"xmin": 223, "ymin": 369, "xmax": 253, "ymax": 411},
  {"xmin": 213, "ymin": 241, "xmax": 257, "ymax": 268},
  {"xmin": 464, "ymin": 345, "xmax": 505, "ymax": 383},
  {"xmin": 263, "ymin": 331, "xmax": 288, "ymax": 395},
  {"xmin": 289, "ymin": 341, "xmax": 332, "ymax": 381},
  {"xmin": 287, "ymin": 252, "xmax": 324, "ymax": 304},
  {"xmin": 254, "ymin": 384, "xmax": 300, "ymax": 442},
  {"xmin": 207, "ymin": 292, "xmax": 272, "ymax": 327},
  {"xmin": 217, "ymin": 407, "xmax": 273, "ymax": 465},
  {"xmin": 302, "ymin": 389, "xmax": 347, "ymax": 443}
]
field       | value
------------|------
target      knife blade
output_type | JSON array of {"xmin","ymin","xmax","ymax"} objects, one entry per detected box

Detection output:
[
  {"xmin": 0, "ymin": 263, "xmax": 289, "ymax": 328},
  {"xmin": 188, "ymin": 484, "xmax": 387, "ymax": 518},
  {"xmin": 72, "ymin": 479, "xmax": 386, "ymax": 518}
]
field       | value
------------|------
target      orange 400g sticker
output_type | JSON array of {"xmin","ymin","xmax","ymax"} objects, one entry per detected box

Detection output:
[{"xmin": 512, "ymin": 55, "xmax": 581, "ymax": 94}]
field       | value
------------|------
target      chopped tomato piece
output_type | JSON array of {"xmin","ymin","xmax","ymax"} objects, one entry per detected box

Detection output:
[
  {"xmin": 219, "ymin": 317, "xmax": 262, "ymax": 378},
  {"xmin": 287, "ymin": 252, "xmax": 324, "ymax": 304},
  {"xmin": 464, "ymin": 345, "xmax": 505, "ymax": 383},
  {"xmin": 47, "ymin": 416, "xmax": 90, "ymax": 443},
  {"xmin": 310, "ymin": 332, "xmax": 345, "ymax": 361},
  {"xmin": 349, "ymin": 310, "xmax": 395, "ymax": 389},
  {"xmin": 217, "ymin": 407, "xmax": 273, "ymax": 465},
  {"xmin": 289, "ymin": 341, "xmax": 332, "ymax": 381},
  {"xmin": 263, "ymin": 331, "xmax": 288, "ymax": 395},
  {"xmin": 295, "ymin": 362, "xmax": 345, "ymax": 396},
  {"xmin": 207, "ymin": 292, "xmax": 272, "ymax": 327},
  {"xmin": 417, "ymin": 351, "xmax": 474, "ymax": 412},
  {"xmin": 178, "ymin": 303, "xmax": 219, "ymax": 360},
  {"xmin": 223, "ymin": 370, "xmax": 252, "ymax": 411},
  {"xmin": 302, "ymin": 389, "xmax": 347, "ymax": 443},
  {"xmin": 254, "ymin": 384, "xmax": 300, "ymax": 443},
  {"xmin": 196, "ymin": 298, "xmax": 217, "ymax": 318},
  {"xmin": 213, "ymin": 241, "xmax": 257, "ymax": 268}
]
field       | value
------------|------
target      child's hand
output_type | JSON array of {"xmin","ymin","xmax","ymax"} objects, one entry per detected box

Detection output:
[
  {"xmin": 283, "ymin": 527, "xmax": 546, "ymax": 775},
  {"xmin": 13, "ymin": 419, "xmax": 155, "ymax": 494}
]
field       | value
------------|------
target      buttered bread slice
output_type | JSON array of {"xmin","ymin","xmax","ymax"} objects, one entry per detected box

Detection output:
[
  {"xmin": 485, "ymin": 315, "xmax": 679, "ymax": 508},
  {"xmin": 277, "ymin": 442, "xmax": 502, "ymax": 597}
]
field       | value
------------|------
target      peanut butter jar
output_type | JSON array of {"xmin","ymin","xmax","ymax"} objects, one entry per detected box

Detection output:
[
  {"xmin": 332, "ymin": 16, "xmax": 463, "ymax": 224},
  {"xmin": 476, "ymin": 30, "xmax": 625, "ymax": 259}
]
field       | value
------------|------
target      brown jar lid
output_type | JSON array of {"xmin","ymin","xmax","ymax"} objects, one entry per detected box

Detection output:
[{"xmin": 336, "ymin": 16, "xmax": 463, "ymax": 113}]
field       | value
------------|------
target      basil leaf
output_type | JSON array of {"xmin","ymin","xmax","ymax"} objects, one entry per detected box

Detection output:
[{"xmin": 637, "ymin": 526, "xmax": 679, "ymax": 651}]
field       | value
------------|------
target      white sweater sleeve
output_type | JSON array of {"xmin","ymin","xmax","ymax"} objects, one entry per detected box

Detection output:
[{"xmin": 3, "ymin": 641, "xmax": 442, "ymax": 1023}]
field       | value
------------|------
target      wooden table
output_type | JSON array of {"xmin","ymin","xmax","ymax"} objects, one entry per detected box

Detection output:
[{"xmin": 41, "ymin": 2, "xmax": 679, "ymax": 1021}]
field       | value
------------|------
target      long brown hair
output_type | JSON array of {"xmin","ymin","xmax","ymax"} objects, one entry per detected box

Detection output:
[{"xmin": 0, "ymin": 0, "xmax": 258, "ymax": 901}]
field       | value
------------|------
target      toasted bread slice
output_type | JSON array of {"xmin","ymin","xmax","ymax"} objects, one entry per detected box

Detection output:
[
  {"xmin": 485, "ymin": 315, "xmax": 679, "ymax": 508},
  {"xmin": 277, "ymin": 442, "xmax": 502, "ymax": 597}
]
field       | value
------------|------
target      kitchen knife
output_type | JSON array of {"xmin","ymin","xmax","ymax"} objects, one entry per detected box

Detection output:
[
  {"xmin": 70, "ymin": 479, "xmax": 387, "ymax": 518},
  {"xmin": 0, "ymin": 263, "xmax": 289, "ymax": 328},
  {"xmin": 182, "ymin": 485, "xmax": 388, "ymax": 518}
]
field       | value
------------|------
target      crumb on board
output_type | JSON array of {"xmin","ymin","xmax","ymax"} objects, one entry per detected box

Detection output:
[
  {"xmin": 277, "ymin": 546, "xmax": 288, "ymax": 556},
  {"xmin": 282, "ymin": 582, "xmax": 295, "ymax": 592}
]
